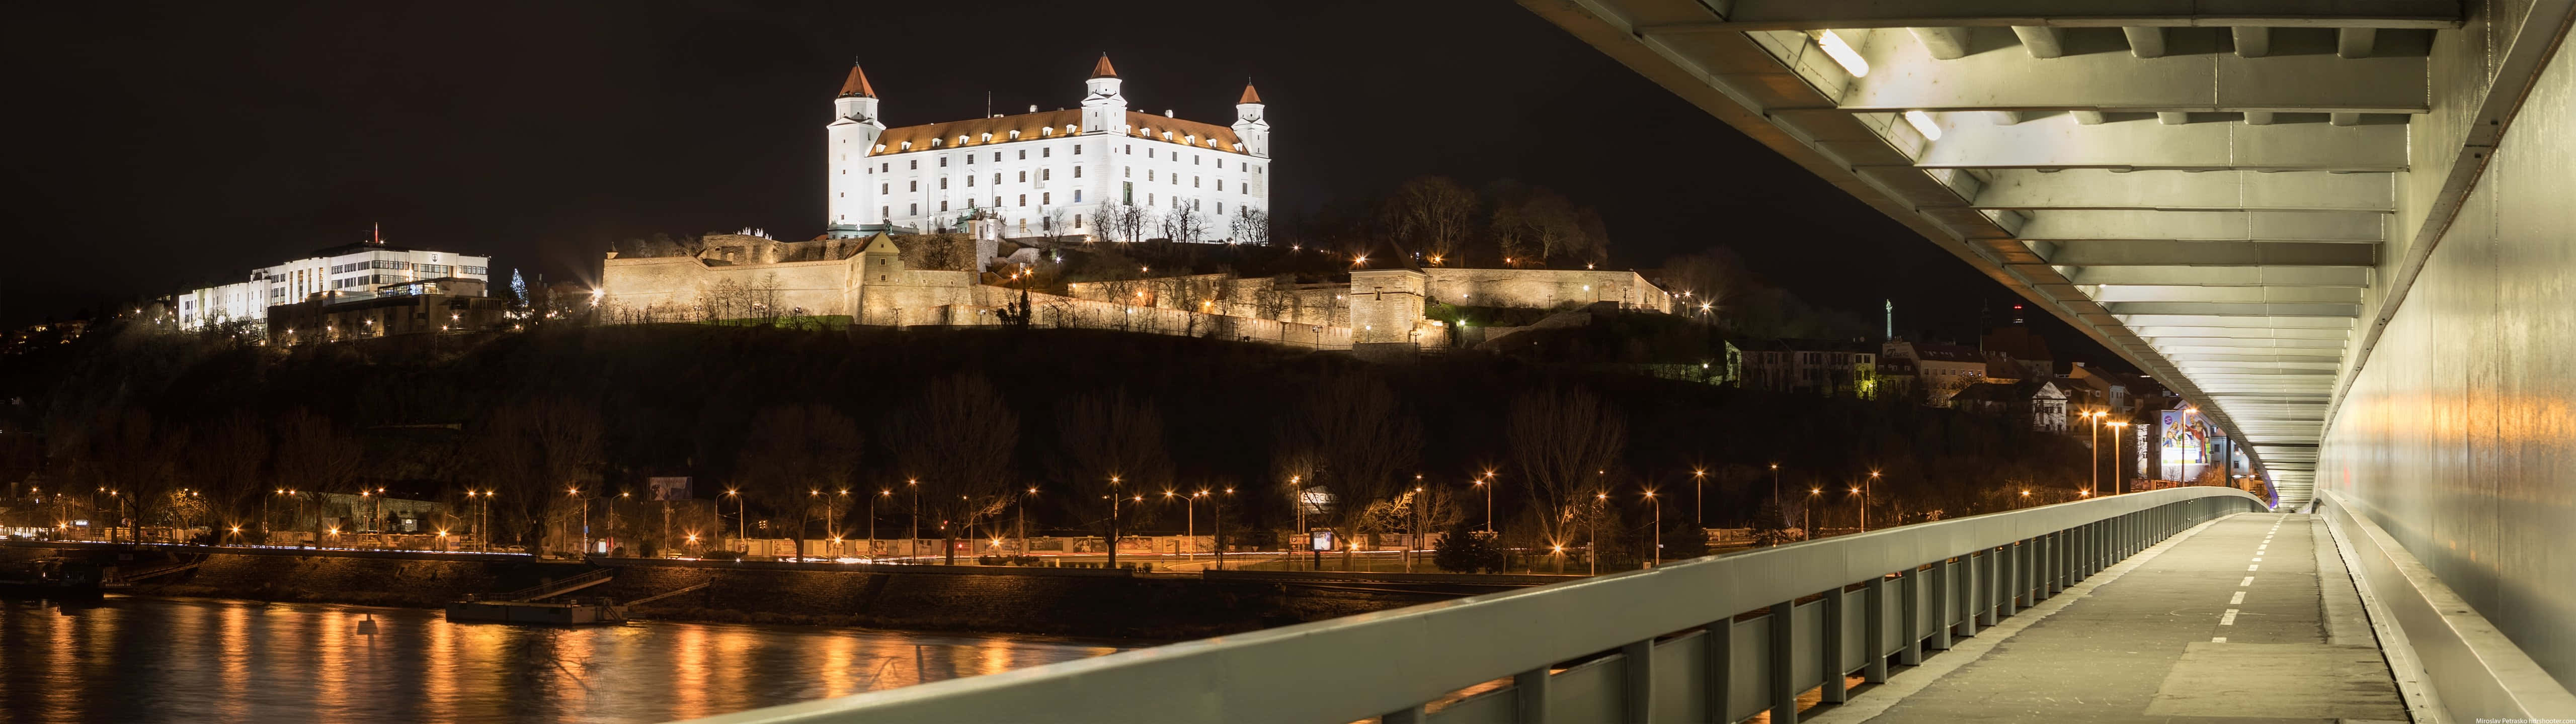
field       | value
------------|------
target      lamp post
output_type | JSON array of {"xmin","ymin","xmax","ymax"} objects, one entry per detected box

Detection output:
[
  {"xmin": 871, "ymin": 489, "xmax": 890, "ymax": 558},
  {"xmin": 2107, "ymin": 421, "xmax": 2131, "ymax": 494},
  {"xmin": 1643, "ymin": 489, "xmax": 1661, "ymax": 567},
  {"xmin": 1863, "ymin": 471, "xmax": 1879, "ymax": 532},
  {"xmin": 1807, "ymin": 487, "xmax": 1820, "ymax": 539},
  {"xmin": 1691, "ymin": 469, "xmax": 1706, "ymax": 529},
  {"xmin": 1020, "ymin": 486, "xmax": 1035, "ymax": 557},
  {"xmin": 908, "ymin": 479, "xmax": 921, "ymax": 561},
  {"xmin": 1106, "ymin": 475, "xmax": 1122, "ymax": 569},
  {"xmin": 2086, "ymin": 410, "xmax": 2103, "ymax": 496},
  {"xmin": 725, "ymin": 488, "xmax": 745, "ymax": 554},
  {"xmin": 1590, "ymin": 491, "xmax": 1606, "ymax": 576},
  {"xmin": 834, "ymin": 489, "xmax": 850, "ymax": 557},
  {"xmin": 1475, "ymin": 472, "xmax": 1494, "ymax": 533},
  {"xmin": 1289, "ymin": 475, "xmax": 1310, "ymax": 570},
  {"xmin": 1214, "ymin": 488, "xmax": 1232, "ymax": 570},
  {"xmin": 569, "ymin": 486, "xmax": 585, "ymax": 558}
]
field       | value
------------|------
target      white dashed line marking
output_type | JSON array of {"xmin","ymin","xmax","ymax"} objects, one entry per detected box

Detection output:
[
  {"xmin": 2230, "ymin": 591, "xmax": 2246, "ymax": 604},
  {"xmin": 2212, "ymin": 637, "xmax": 2227, "ymax": 643},
  {"xmin": 2220, "ymin": 609, "xmax": 2239, "ymax": 625},
  {"xmin": 2251, "ymin": 557, "xmax": 2263, "ymax": 562},
  {"xmin": 2239, "ymin": 577, "xmax": 2255, "ymax": 586},
  {"xmin": 2247, "ymin": 565, "xmax": 2260, "ymax": 571}
]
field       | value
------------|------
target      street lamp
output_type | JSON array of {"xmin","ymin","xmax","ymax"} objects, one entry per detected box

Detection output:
[
  {"xmin": 1807, "ymin": 488, "xmax": 1821, "ymax": 539},
  {"xmin": 1106, "ymin": 475, "xmax": 1123, "ymax": 569},
  {"xmin": 2084, "ymin": 409, "xmax": 2104, "ymax": 496},
  {"xmin": 871, "ymin": 489, "xmax": 891, "ymax": 558},
  {"xmin": 725, "ymin": 488, "xmax": 746, "ymax": 554},
  {"xmin": 1213, "ymin": 488, "xmax": 1233, "ymax": 570},
  {"xmin": 2106, "ymin": 421, "xmax": 2131, "ymax": 494},
  {"xmin": 1289, "ymin": 474, "xmax": 1310, "ymax": 570},
  {"xmin": 1590, "ymin": 491, "xmax": 1607, "ymax": 576},
  {"xmin": 1473, "ymin": 472, "xmax": 1494, "ymax": 533},
  {"xmin": 1020, "ymin": 486, "xmax": 1036, "ymax": 557},
  {"xmin": 908, "ymin": 479, "xmax": 921, "ymax": 561},
  {"xmin": 1643, "ymin": 490, "xmax": 1661, "ymax": 567},
  {"xmin": 1691, "ymin": 469, "xmax": 1706, "ymax": 529},
  {"xmin": 1863, "ymin": 471, "xmax": 1879, "ymax": 532}
]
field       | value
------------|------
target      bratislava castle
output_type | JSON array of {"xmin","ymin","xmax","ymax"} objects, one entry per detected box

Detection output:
[{"xmin": 823, "ymin": 54, "xmax": 1270, "ymax": 240}]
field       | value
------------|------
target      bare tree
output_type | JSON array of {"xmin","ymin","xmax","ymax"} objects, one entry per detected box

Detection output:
[
  {"xmin": 738, "ymin": 404, "xmax": 864, "ymax": 557},
  {"xmin": 1161, "ymin": 208, "xmax": 1215, "ymax": 245},
  {"xmin": 1277, "ymin": 374, "xmax": 1420, "ymax": 568},
  {"xmin": 1100, "ymin": 203, "xmax": 1153, "ymax": 243},
  {"xmin": 1054, "ymin": 389, "xmax": 1171, "ymax": 569},
  {"xmin": 1382, "ymin": 176, "xmax": 1479, "ymax": 264},
  {"xmin": 1042, "ymin": 206, "xmax": 1084, "ymax": 245},
  {"xmin": 1506, "ymin": 387, "xmax": 1627, "ymax": 569},
  {"xmin": 471, "ymin": 398, "xmax": 606, "ymax": 554},
  {"xmin": 185, "ymin": 411, "xmax": 269, "ymax": 539},
  {"xmin": 76, "ymin": 408, "xmax": 184, "ymax": 542},
  {"xmin": 887, "ymin": 375, "xmax": 1021, "ymax": 565},
  {"xmin": 1487, "ymin": 183, "xmax": 1582, "ymax": 266},
  {"xmin": 274, "ymin": 408, "xmax": 360, "ymax": 542},
  {"xmin": 1229, "ymin": 208, "xmax": 1271, "ymax": 246}
]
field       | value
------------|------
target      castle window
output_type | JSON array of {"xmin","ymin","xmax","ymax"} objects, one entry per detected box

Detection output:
[
  {"xmin": 968, "ymin": 175, "xmax": 975, "ymax": 187},
  {"xmin": 1008, "ymin": 130, "xmax": 1020, "ymax": 140},
  {"xmin": 993, "ymin": 196, "xmax": 1001, "ymax": 207},
  {"xmin": 1193, "ymin": 154, "xmax": 1201, "ymax": 164},
  {"xmin": 1042, "ymin": 168, "xmax": 1052, "ymax": 180},
  {"xmin": 1216, "ymin": 179, "xmax": 1224, "ymax": 191},
  {"xmin": 1193, "ymin": 176, "xmax": 1200, "ymax": 188},
  {"xmin": 957, "ymin": 135, "xmax": 968, "ymax": 145},
  {"xmin": 909, "ymin": 203, "xmax": 918, "ymax": 215},
  {"xmin": 992, "ymin": 152, "xmax": 1001, "ymax": 162},
  {"xmin": 1148, "ymin": 170, "xmax": 1156, "ymax": 181},
  {"xmin": 1218, "ymin": 202, "xmax": 1224, "ymax": 214},
  {"xmin": 908, "ymin": 160, "xmax": 917, "ymax": 169},
  {"xmin": 880, "ymin": 162, "xmax": 890, "ymax": 171},
  {"xmin": 1073, "ymin": 143, "xmax": 1083, "ymax": 154},
  {"xmin": 881, "ymin": 183, "xmax": 890, "ymax": 194},
  {"xmin": 992, "ymin": 173, "xmax": 1001, "ymax": 185},
  {"xmin": 1185, "ymin": 135, "xmax": 1195, "ymax": 145},
  {"xmin": 967, "ymin": 153, "xmax": 975, "ymax": 164},
  {"xmin": 1125, "ymin": 144, "xmax": 1132, "ymax": 154},
  {"xmin": 1018, "ymin": 194, "xmax": 1026, "ymax": 207},
  {"xmin": 931, "ymin": 138, "xmax": 942, "ymax": 147},
  {"xmin": 1066, "ymin": 124, "xmax": 1077, "ymax": 134},
  {"xmin": 1041, "ymin": 127, "xmax": 1053, "ymax": 137},
  {"xmin": 1043, "ymin": 192, "xmax": 1052, "ymax": 204},
  {"xmin": 1018, "ymin": 171, "xmax": 1026, "ymax": 182},
  {"xmin": 1042, "ymin": 147, "xmax": 1052, "ymax": 157},
  {"xmin": 1123, "ymin": 166, "xmax": 1130, "ymax": 178},
  {"xmin": 1075, "ymin": 191, "xmax": 1083, "ymax": 203},
  {"xmin": 939, "ymin": 156, "xmax": 948, "ymax": 167},
  {"xmin": 899, "ymin": 142, "xmax": 910, "ymax": 151},
  {"xmin": 1148, "ymin": 149, "xmax": 1156, "ymax": 159},
  {"xmin": 1074, "ymin": 166, "xmax": 1083, "ymax": 178},
  {"xmin": 881, "ymin": 206, "xmax": 890, "ymax": 218},
  {"xmin": 1075, "ymin": 213, "xmax": 1083, "ymax": 226},
  {"xmin": 1017, "ymin": 149, "xmax": 1026, "ymax": 160},
  {"xmin": 941, "ymin": 201, "xmax": 949, "ymax": 211},
  {"xmin": 874, "ymin": 144, "xmax": 886, "ymax": 152},
  {"xmin": 980, "ymin": 133, "xmax": 992, "ymax": 142},
  {"xmin": 939, "ymin": 177, "xmax": 948, "ymax": 189}
]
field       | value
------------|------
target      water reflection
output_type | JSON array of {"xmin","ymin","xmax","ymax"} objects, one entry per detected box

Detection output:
[{"xmin": 0, "ymin": 596, "xmax": 1131, "ymax": 723}]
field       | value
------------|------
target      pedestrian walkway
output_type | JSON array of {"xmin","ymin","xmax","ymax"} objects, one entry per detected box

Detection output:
[{"xmin": 1812, "ymin": 512, "xmax": 2409, "ymax": 723}]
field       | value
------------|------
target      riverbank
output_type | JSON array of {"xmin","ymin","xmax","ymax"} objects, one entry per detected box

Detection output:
[{"xmin": 6, "ymin": 544, "xmax": 1473, "ymax": 639}]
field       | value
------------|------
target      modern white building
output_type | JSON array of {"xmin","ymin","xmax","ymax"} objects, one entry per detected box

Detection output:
[
  {"xmin": 176, "ymin": 229, "xmax": 492, "ymax": 330},
  {"xmin": 823, "ymin": 54, "xmax": 1271, "ymax": 242}
]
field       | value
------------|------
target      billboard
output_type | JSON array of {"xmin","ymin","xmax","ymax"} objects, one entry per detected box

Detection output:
[
  {"xmin": 647, "ymin": 477, "xmax": 692, "ymax": 501},
  {"xmin": 2158, "ymin": 411, "xmax": 2218, "ymax": 482}
]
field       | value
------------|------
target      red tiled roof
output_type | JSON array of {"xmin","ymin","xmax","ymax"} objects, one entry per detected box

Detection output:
[
  {"xmin": 870, "ymin": 109, "xmax": 1248, "ymax": 155},
  {"xmin": 839, "ymin": 64, "xmax": 876, "ymax": 98},
  {"xmin": 1239, "ymin": 82, "xmax": 1261, "ymax": 104},
  {"xmin": 1090, "ymin": 54, "xmax": 1118, "ymax": 79}
]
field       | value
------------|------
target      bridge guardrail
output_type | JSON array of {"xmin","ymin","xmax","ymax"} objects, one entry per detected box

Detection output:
[
  {"xmin": 2320, "ymin": 490, "xmax": 2576, "ymax": 723},
  {"xmin": 681, "ymin": 487, "xmax": 2266, "ymax": 724}
]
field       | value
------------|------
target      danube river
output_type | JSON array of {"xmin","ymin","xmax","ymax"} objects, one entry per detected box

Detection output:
[{"xmin": 0, "ymin": 595, "xmax": 1132, "ymax": 723}]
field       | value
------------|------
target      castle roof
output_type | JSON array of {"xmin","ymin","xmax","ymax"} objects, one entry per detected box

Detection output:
[
  {"xmin": 1090, "ymin": 53, "xmax": 1118, "ymax": 79},
  {"xmin": 862, "ymin": 232, "xmax": 901, "ymax": 255},
  {"xmin": 838, "ymin": 63, "xmax": 877, "ymax": 98},
  {"xmin": 869, "ymin": 109, "xmax": 1248, "ymax": 156},
  {"xmin": 1238, "ymin": 82, "xmax": 1261, "ymax": 104}
]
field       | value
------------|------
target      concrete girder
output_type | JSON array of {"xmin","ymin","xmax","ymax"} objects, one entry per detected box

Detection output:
[
  {"xmin": 2086, "ymin": 285, "xmax": 2362, "ymax": 303},
  {"xmin": 2012, "ymin": 26, "xmax": 2066, "ymax": 57},
  {"xmin": 2118, "ymin": 315, "xmax": 2353, "ymax": 329},
  {"xmin": 2062, "ymin": 265, "xmax": 2371, "ymax": 286},
  {"xmin": 2153, "ymin": 342, "xmax": 2351, "ymax": 354},
  {"xmin": 2016, "ymin": 209, "xmax": 2385, "ymax": 241},
  {"xmin": 2338, "ymin": 27, "xmax": 2378, "ymax": 57},
  {"xmin": 2171, "ymin": 358, "xmax": 2345, "ymax": 370},
  {"xmin": 2125, "ymin": 26, "xmax": 2167, "ymax": 57},
  {"xmin": 1967, "ymin": 169, "xmax": 2394, "ymax": 212},
  {"xmin": 1829, "ymin": 37, "xmax": 2429, "ymax": 114},
  {"xmin": 2244, "ymin": 111, "xmax": 2278, "ymax": 124},
  {"xmin": 2101, "ymin": 301, "xmax": 2360, "ymax": 316},
  {"xmin": 1627, "ymin": 0, "xmax": 2463, "ymax": 31},
  {"xmin": 1908, "ymin": 116, "xmax": 2409, "ymax": 170},
  {"xmin": 2037, "ymin": 240, "xmax": 2376, "ymax": 266},
  {"xmin": 2162, "ymin": 352, "xmax": 2345, "ymax": 363},
  {"xmin": 1909, "ymin": 27, "xmax": 1972, "ymax": 58},
  {"xmin": 2234, "ymin": 26, "xmax": 2272, "ymax": 56}
]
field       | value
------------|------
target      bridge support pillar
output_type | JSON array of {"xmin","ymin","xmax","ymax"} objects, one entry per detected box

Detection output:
[
  {"xmin": 1902, "ymin": 567, "xmax": 1929, "ymax": 662},
  {"xmin": 1821, "ymin": 589, "xmax": 1848, "ymax": 703},
  {"xmin": 1767, "ymin": 599, "xmax": 1797, "ymax": 724},
  {"xmin": 1622, "ymin": 639, "xmax": 1655, "ymax": 722},
  {"xmin": 1707, "ymin": 615, "xmax": 1735, "ymax": 721},
  {"xmin": 1515, "ymin": 666, "xmax": 1551, "ymax": 723},
  {"xmin": 1865, "ymin": 577, "xmax": 1890, "ymax": 683}
]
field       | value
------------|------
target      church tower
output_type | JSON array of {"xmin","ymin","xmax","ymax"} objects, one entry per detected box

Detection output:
[
  {"xmin": 826, "ymin": 60, "xmax": 886, "ymax": 238},
  {"xmin": 1232, "ymin": 81, "xmax": 1268, "ymax": 158},
  {"xmin": 1080, "ymin": 53, "xmax": 1127, "ymax": 135}
]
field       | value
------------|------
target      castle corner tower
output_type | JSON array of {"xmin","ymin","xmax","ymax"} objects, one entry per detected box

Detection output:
[
  {"xmin": 1232, "ymin": 81, "xmax": 1268, "ymax": 158},
  {"xmin": 826, "ymin": 59, "xmax": 886, "ymax": 238},
  {"xmin": 1080, "ymin": 53, "xmax": 1127, "ymax": 135}
]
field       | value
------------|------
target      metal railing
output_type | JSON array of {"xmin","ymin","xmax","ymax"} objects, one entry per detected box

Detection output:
[{"xmin": 683, "ymin": 487, "xmax": 2266, "ymax": 724}]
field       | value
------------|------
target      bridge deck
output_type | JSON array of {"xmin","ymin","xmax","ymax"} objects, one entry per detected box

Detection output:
[{"xmin": 1817, "ymin": 512, "xmax": 2408, "ymax": 723}]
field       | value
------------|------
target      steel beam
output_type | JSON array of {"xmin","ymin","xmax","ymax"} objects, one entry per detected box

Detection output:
[
  {"xmin": 1831, "ymin": 37, "xmax": 2429, "ymax": 114},
  {"xmin": 2016, "ymin": 210, "xmax": 2384, "ymax": 242},
  {"xmin": 2062, "ymin": 265, "xmax": 2370, "ymax": 286},
  {"xmin": 2102, "ymin": 301, "xmax": 2361, "ymax": 316},
  {"xmin": 2039, "ymin": 240, "xmax": 2375, "ymax": 266},
  {"xmin": 1968, "ymin": 169, "xmax": 2394, "ymax": 212},
  {"xmin": 1909, "ymin": 116, "xmax": 2409, "ymax": 170},
  {"xmin": 2086, "ymin": 285, "xmax": 2362, "ymax": 303},
  {"xmin": 1630, "ymin": 0, "xmax": 2463, "ymax": 31}
]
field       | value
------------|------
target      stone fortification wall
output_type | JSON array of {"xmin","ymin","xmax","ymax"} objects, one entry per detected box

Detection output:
[
  {"xmin": 601, "ymin": 255, "xmax": 860, "ymax": 321},
  {"xmin": 1065, "ymin": 275, "xmax": 1347, "ymax": 328},
  {"xmin": 858, "ymin": 269, "xmax": 978, "ymax": 327},
  {"xmin": 1423, "ymin": 268, "xmax": 1671, "ymax": 313},
  {"xmin": 977, "ymin": 286, "xmax": 1350, "ymax": 349}
]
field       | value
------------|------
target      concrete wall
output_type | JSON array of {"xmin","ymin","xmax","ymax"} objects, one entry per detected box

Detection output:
[
  {"xmin": 2317, "ymin": 43, "xmax": 2576, "ymax": 691},
  {"xmin": 1422, "ymin": 268, "xmax": 1672, "ymax": 313}
]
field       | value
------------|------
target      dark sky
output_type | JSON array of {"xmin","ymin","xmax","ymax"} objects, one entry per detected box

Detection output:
[{"xmin": 0, "ymin": 0, "xmax": 2120, "ymax": 368}]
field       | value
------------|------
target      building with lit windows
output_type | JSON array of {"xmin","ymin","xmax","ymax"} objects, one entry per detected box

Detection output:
[
  {"xmin": 822, "ymin": 54, "xmax": 1271, "ymax": 242},
  {"xmin": 175, "ymin": 228, "xmax": 493, "ymax": 330}
]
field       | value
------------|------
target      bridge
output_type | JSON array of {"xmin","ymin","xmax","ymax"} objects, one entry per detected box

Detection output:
[{"xmin": 677, "ymin": 3, "xmax": 2574, "ymax": 721}]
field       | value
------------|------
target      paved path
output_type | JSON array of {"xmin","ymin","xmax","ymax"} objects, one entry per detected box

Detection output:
[{"xmin": 1815, "ymin": 512, "xmax": 2408, "ymax": 724}]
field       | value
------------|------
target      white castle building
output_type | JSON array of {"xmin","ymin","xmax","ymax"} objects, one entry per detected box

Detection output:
[
  {"xmin": 176, "ymin": 228, "xmax": 492, "ymax": 330},
  {"xmin": 823, "ymin": 54, "xmax": 1271, "ymax": 242}
]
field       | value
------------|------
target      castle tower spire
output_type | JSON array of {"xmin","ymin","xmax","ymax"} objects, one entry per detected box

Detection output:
[
  {"xmin": 1232, "ymin": 78, "xmax": 1268, "ymax": 158},
  {"xmin": 827, "ymin": 57, "xmax": 887, "ymax": 237},
  {"xmin": 1081, "ymin": 53, "xmax": 1128, "ymax": 135}
]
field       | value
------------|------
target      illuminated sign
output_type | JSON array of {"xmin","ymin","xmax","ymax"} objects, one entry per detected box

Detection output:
[{"xmin": 1308, "ymin": 529, "xmax": 1335, "ymax": 552}]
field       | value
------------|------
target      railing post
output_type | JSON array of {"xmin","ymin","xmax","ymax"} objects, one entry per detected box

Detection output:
[
  {"xmin": 1516, "ymin": 666, "xmax": 1552, "ymax": 724},
  {"xmin": 1768, "ymin": 599, "xmax": 1797, "ymax": 724},
  {"xmin": 1624, "ymin": 639, "xmax": 1657, "ymax": 723},
  {"xmin": 1821, "ymin": 589, "xmax": 1847, "ymax": 703},
  {"xmin": 1999, "ymin": 543, "xmax": 2021, "ymax": 617},
  {"xmin": 1902, "ymin": 567, "xmax": 1928, "ymax": 662},
  {"xmin": 1973, "ymin": 549, "xmax": 1995, "ymax": 628},
  {"xmin": 1940, "ymin": 557, "xmax": 1966, "ymax": 643},
  {"xmin": 1707, "ymin": 616, "xmax": 1735, "ymax": 724},
  {"xmin": 1865, "ymin": 576, "xmax": 1890, "ymax": 683}
]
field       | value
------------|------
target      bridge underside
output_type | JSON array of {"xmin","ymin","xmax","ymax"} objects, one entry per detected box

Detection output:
[{"xmin": 1522, "ymin": 0, "xmax": 2571, "ymax": 509}]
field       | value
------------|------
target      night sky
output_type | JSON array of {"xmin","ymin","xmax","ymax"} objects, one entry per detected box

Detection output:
[{"xmin": 1, "ymin": 1, "xmax": 2119, "ymax": 368}]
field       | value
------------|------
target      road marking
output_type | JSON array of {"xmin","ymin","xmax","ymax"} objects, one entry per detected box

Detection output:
[
  {"xmin": 2230, "ymin": 591, "xmax": 2246, "ymax": 604},
  {"xmin": 2251, "ymin": 557, "xmax": 2263, "ymax": 562},
  {"xmin": 2240, "ymin": 577, "xmax": 2255, "ymax": 586},
  {"xmin": 2221, "ymin": 609, "xmax": 2239, "ymax": 625},
  {"xmin": 2248, "ymin": 564, "xmax": 2261, "ymax": 571},
  {"xmin": 2213, "ymin": 636, "xmax": 2228, "ymax": 643}
]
